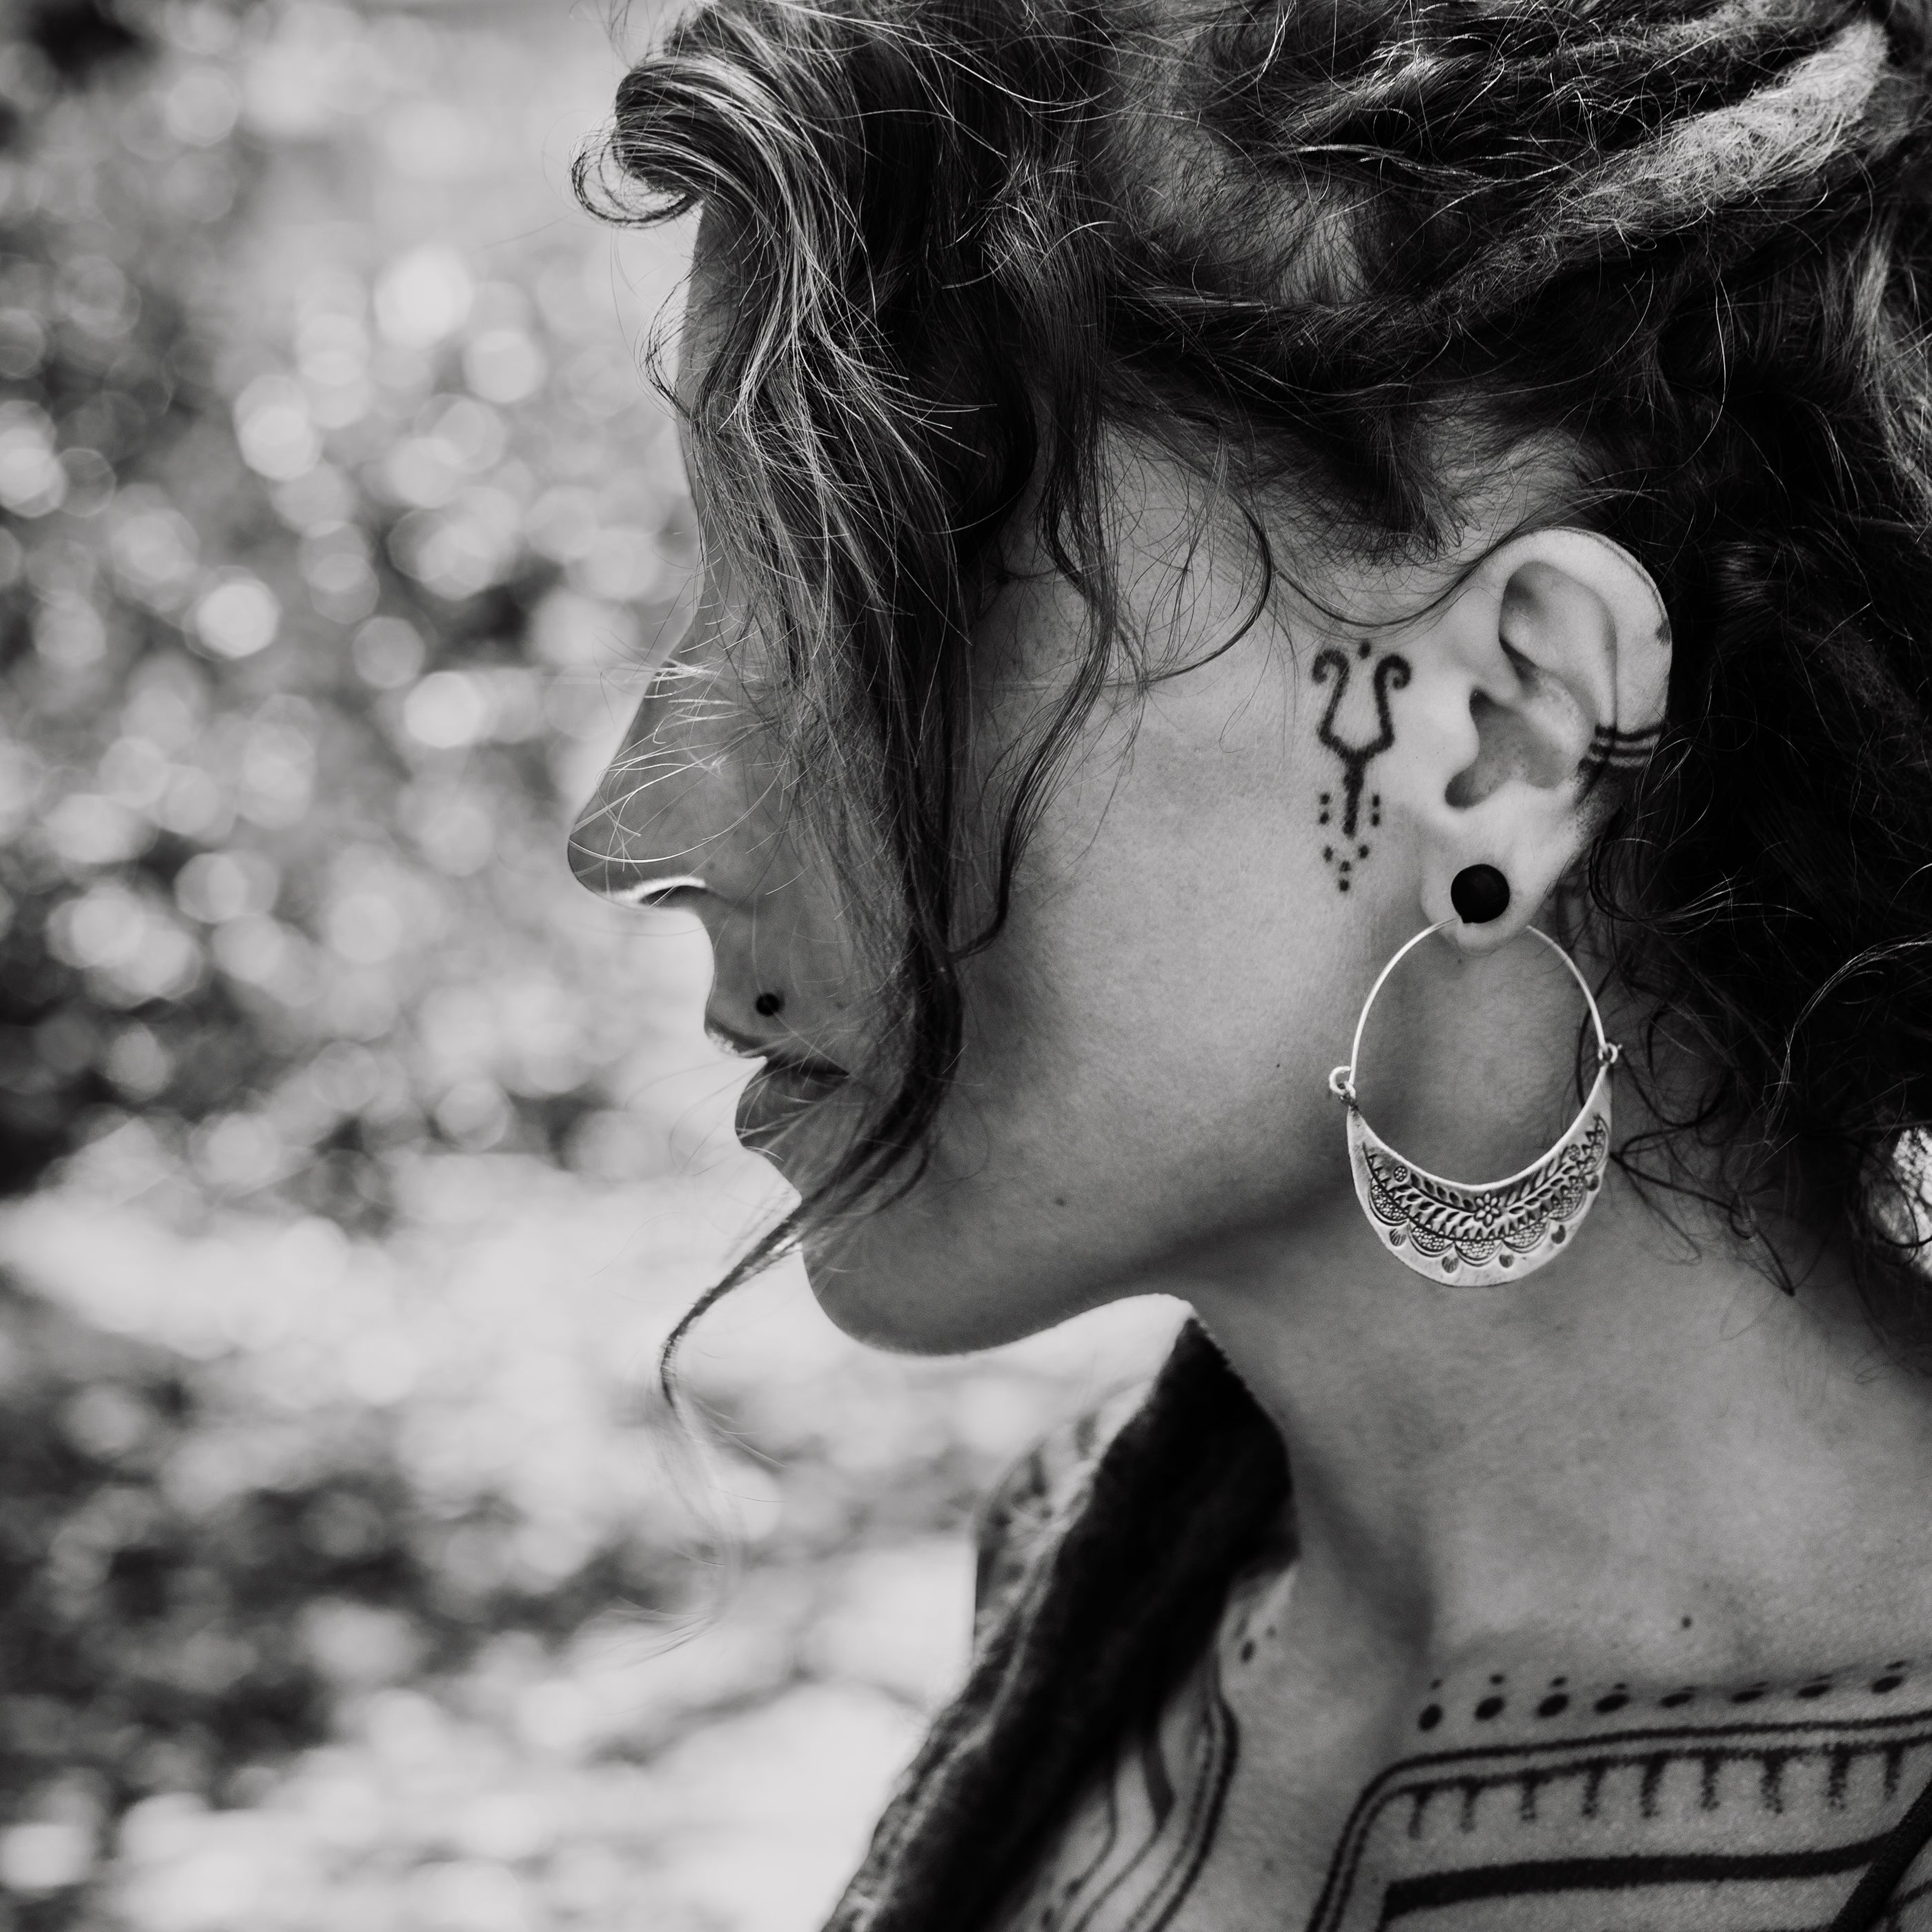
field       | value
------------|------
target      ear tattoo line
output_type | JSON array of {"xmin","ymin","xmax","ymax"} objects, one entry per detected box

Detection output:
[
  {"xmin": 1313, "ymin": 644, "xmax": 1412, "ymax": 893},
  {"xmin": 1583, "ymin": 721, "xmax": 1664, "ymax": 779}
]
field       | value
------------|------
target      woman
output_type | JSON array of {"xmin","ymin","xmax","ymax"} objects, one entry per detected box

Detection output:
[{"xmin": 570, "ymin": 0, "xmax": 1932, "ymax": 1926}]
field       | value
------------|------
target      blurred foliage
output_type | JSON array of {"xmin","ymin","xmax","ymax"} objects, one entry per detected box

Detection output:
[
  {"xmin": 0, "ymin": 1254, "xmax": 684, "ymax": 1914},
  {"xmin": 0, "ymin": 0, "xmax": 813, "ymax": 1922},
  {"xmin": 0, "ymin": 1163, "xmax": 1189, "ymax": 1931},
  {"xmin": 0, "ymin": 0, "xmax": 696, "ymax": 1226}
]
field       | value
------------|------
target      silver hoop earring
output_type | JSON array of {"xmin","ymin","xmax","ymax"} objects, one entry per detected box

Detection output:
[{"xmin": 1327, "ymin": 923, "xmax": 1619, "ymax": 1284}]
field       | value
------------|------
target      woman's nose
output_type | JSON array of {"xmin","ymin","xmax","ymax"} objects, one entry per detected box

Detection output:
[
  {"xmin": 569, "ymin": 634, "xmax": 863, "ymax": 1068},
  {"xmin": 568, "ymin": 640, "xmax": 773, "ymax": 907}
]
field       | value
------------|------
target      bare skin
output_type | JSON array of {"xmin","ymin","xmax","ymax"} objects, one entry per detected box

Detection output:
[{"xmin": 570, "ymin": 295, "xmax": 1932, "ymax": 1923}]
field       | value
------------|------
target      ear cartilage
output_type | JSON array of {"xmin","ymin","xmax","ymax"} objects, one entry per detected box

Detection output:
[{"xmin": 1450, "ymin": 865, "xmax": 1511, "ymax": 925}]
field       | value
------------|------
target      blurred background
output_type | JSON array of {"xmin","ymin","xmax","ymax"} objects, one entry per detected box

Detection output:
[{"xmin": 0, "ymin": 1, "xmax": 1183, "ymax": 1926}]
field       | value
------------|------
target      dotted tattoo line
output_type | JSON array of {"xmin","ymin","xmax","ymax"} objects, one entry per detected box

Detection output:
[{"xmin": 1417, "ymin": 1663, "xmax": 1917, "ymax": 1734}]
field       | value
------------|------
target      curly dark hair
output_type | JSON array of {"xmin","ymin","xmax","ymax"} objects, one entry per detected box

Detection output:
[{"xmin": 578, "ymin": 0, "xmax": 1932, "ymax": 1354}]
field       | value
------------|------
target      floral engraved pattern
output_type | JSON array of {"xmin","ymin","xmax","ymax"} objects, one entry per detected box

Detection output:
[{"xmin": 1354, "ymin": 1097, "xmax": 1611, "ymax": 1283}]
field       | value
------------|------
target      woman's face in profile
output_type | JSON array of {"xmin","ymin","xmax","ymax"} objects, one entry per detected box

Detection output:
[{"xmin": 573, "ymin": 279, "xmax": 1559, "ymax": 1353}]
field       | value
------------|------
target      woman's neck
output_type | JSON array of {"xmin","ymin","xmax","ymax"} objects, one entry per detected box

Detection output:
[{"xmin": 1181, "ymin": 1168, "xmax": 1932, "ymax": 1696}]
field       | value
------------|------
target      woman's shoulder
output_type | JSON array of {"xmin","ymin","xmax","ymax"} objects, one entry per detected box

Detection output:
[{"xmin": 820, "ymin": 1324, "xmax": 1285, "ymax": 1932}]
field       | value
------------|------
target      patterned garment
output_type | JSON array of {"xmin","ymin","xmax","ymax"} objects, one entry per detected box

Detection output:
[{"xmin": 987, "ymin": 1571, "xmax": 1246, "ymax": 1932}]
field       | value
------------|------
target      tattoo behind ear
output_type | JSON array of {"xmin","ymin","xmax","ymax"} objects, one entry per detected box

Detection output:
[{"xmin": 1314, "ymin": 643, "xmax": 1411, "ymax": 892}]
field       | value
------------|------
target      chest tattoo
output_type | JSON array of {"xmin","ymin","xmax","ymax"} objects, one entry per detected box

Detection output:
[
  {"xmin": 1310, "ymin": 1704, "xmax": 1932, "ymax": 1932},
  {"xmin": 993, "ymin": 1611, "xmax": 1932, "ymax": 1932}
]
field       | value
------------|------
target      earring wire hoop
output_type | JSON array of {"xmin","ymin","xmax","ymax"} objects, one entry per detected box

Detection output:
[
  {"xmin": 1328, "ymin": 920, "xmax": 1621, "ymax": 1281},
  {"xmin": 1328, "ymin": 920, "xmax": 1619, "ymax": 1186}
]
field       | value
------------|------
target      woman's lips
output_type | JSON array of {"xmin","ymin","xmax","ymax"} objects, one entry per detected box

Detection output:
[
  {"xmin": 705, "ymin": 1016, "xmax": 847, "ymax": 1085},
  {"xmin": 735, "ymin": 1058, "xmax": 850, "ymax": 1147},
  {"xmin": 704, "ymin": 1014, "xmax": 849, "ymax": 1149}
]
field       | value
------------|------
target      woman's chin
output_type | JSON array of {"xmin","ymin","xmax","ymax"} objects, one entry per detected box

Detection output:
[
  {"xmin": 731, "ymin": 1076, "xmax": 1102, "ymax": 1354},
  {"xmin": 797, "ymin": 1194, "xmax": 1092, "ymax": 1356},
  {"xmin": 803, "ymin": 1254, "xmax": 1032, "ymax": 1355}
]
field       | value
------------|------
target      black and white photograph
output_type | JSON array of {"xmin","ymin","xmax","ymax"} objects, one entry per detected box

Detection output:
[{"xmin": 6, "ymin": 0, "xmax": 1932, "ymax": 1927}]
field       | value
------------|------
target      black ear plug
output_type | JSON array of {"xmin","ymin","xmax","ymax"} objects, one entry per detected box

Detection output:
[{"xmin": 1450, "ymin": 864, "xmax": 1511, "ymax": 925}]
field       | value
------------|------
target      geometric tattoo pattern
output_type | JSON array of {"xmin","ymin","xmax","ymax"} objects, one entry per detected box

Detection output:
[
  {"xmin": 994, "ymin": 1613, "xmax": 1932, "ymax": 1932},
  {"xmin": 1583, "ymin": 720, "xmax": 1664, "ymax": 778},
  {"xmin": 1310, "ymin": 1708, "xmax": 1932, "ymax": 1931},
  {"xmin": 1313, "ymin": 642, "xmax": 1411, "ymax": 894},
  {"xmin": 1310, "ymin": 637, "xmax": 1664, "ymax": 891}
]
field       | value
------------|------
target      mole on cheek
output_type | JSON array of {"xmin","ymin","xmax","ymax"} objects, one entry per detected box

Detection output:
[{"xmin": 754, "ymin": 992, "xmax": 785, "ymax": 1017}]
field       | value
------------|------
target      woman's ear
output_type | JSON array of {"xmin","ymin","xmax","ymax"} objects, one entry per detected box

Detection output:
[{"xmin": 1380, "ymin": 529, "xmax": 1672, "ymax": 954}]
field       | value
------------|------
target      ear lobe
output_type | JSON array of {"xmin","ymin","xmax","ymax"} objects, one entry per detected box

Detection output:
[{"xmin": 1399, "ymin": 528, "xmax": 1671, "ymax": 952}]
